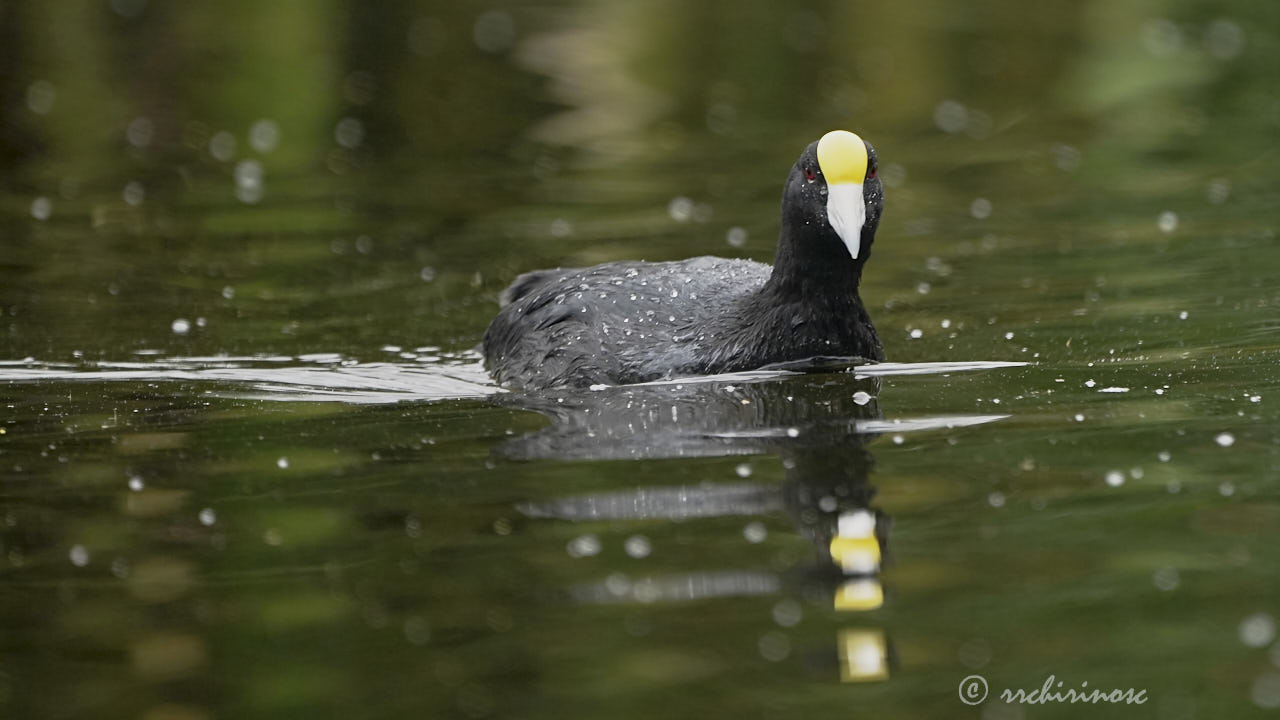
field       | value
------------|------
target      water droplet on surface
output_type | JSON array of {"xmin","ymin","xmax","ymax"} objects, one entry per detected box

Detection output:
[
  {"xmin": 881, "ymin": 162, "xmax": 907, "ymax": 187},
  {"xmin": 69, "ymin": 544, "xmax": 90, "ymax": 567},
  {"xmin": 170, "ymin": 318, "xmax": 191, "ymax": 335},
  {"xmin": 198, "ymin": 508, "xmax": 216, "ymax": 526},
  {"xmin": 1204, "ymin": 19, "xmax": 1245, "ymax": 59},
  {"xmin": 743, "ymin": 522, "xmax": 767, "ymax": 544},
  {"xmin": 1241, "ymin": 613, "xmax": 1277, "ymax": 648},
  {"xmin": 1157, "ymin": 211, "xmax": 1179, "ymax": 233},
  {"xmin": 123, "ymin": 181, "xmax": 145, "ymax": 206},
  {"xmin": 549, "ymin": 218, "xmax": 572, "ymax": 237},
  {"xmin": 667, "ymin": 196, "xmax": 694, "ymax": 222},
  {"xmin": 734, "ymin": 463, "xmax": 753, "ymax": 478},
  {"xmin": 128, "ymin": 475, "xmax": 145, "ymax": 491},
  {"xmin": 234, "ymin": 159, "xmax": 263, "ymax": 187},
  {"xmin": 249, "ymin": 119, "xmax": 280, "ymax": 153},
  {"xmin": 1207, "ymin": 177, "xmax": 1231, "ymax": 205},
  {"xmin": 1050, "ymin": 143, "xmax": 1080, "ymax": 171},
  {"xmin": 758, "ymin": 631, "xmax": 790, "ymax": 662},
  {"xmin": 909, "ymin": 328, "xmax": 923, "ymax": 339},
  {"xmin": 602, "ymin": 573, "xmax": 630, "ymax": 598},
  {"xmin": 852, "ymin": 391, "xmax": 872, "ymax": 405},
  {"xmin": 209, "ymin": 131, "xmax": 236, "ymax": 161},
  {"xmin": 567, "ymin": 534, "xmax": 601, "ymax": 558},
  {"xmin": 1215, "ymin": 432, "xmax": 1236, "ymax": 447},
  {"xmin": 126, "ymin": 116, "xmax": 154, "ymax": 148},
  {"xmin": 772, "ymin": 599, "xmax": 803, "ymax": 628},
  {"xmin": 1142, "ymin": 18, "xmax": 1184, "ymax": 57},
  {"xmin": 30, "ymin": 197, "xmax": 52, "ymax": 221},
  {"xmin": 276, "ymin": 457, "xmax": 290, "ymax": 469},
  {"xmin": 234, "ymin": 159, "xmax": 264, "ymax": 204},
  {"xmin": 1252, "ymin": 672, "xmax": 1280, "ymax": 709},
  {"xmin": 623, "ymin": 535, "xmax": 651, "ymax": 559},
  {"xmin": 335, "ymin": 117, "xmax": 364, "ymax": 149},
  {"xmin": 1105, "ymin": 470, "xmax": 1125, "ymax": 487},
  {"xmin": 933, "ymin": 99, "xmax": 968, "ymax": 133}
]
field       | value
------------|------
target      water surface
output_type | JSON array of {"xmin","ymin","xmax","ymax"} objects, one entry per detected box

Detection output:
[{"xmin": 3, "ymin": 2, "xmax": 1280, "ymax": 718}]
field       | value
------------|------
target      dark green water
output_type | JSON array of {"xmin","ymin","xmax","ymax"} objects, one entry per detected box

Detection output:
[{"xmin": 3, "ymin": 2, "xmax": 1280, "ymax": 718}]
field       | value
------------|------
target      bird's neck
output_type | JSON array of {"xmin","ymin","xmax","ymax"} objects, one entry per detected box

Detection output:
[
  {"xmin": 763, "ymin": 224, "xmax": 866, "ymax": 303},
  {"xmin": 741, "ymin": 223, "xmax": 877, "ymax": 356}
]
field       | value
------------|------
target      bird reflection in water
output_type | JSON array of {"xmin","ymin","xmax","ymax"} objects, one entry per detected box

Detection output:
[{"xmin": 500, "ymin": 368, "xmax": 908, "ymax": 682}]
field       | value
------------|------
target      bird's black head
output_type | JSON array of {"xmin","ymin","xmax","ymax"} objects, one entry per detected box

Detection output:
[{"xmin": 772, "ymin": 131, "xmax": 884, "ymax": 288}]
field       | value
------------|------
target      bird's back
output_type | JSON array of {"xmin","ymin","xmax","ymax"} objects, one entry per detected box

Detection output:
[{"xmin": 484, "ymin": 256, "xmax": 772, "ymax": 389}]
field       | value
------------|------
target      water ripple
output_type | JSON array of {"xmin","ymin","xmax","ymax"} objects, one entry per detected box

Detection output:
[{"xmin": 0, "ymin": 356, "xmax": 1026, "ymax": 404}]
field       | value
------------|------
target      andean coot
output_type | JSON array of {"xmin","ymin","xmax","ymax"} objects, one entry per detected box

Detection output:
[{"xmin": 484, "ymin": 130, "xmax": 885, "ymax": 390}]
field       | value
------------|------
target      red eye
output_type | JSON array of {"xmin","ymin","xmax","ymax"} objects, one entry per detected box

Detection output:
[
  {"xmin": 867, "ymin": 166, "xmax": 877, "ymax": 180},
  {"xmin": 804, "ymin": 167, "xmax": 816, "ymax": 182}
]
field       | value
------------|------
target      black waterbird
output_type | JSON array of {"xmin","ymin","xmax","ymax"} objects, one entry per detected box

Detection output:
[{"xmin": 484, "ymin": 130, "xmax": 886, "ymax": 390}]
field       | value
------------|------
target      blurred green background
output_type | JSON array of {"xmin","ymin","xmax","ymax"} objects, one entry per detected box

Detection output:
[{"xmin": 2, "ymin": 1, "xmax": 1280, "ymax": 718}]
